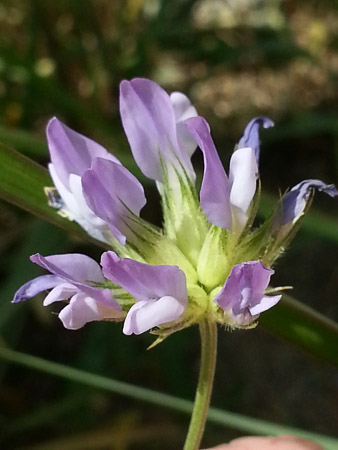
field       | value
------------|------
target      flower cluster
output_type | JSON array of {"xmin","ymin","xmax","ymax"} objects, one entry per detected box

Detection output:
[{"xmin": 13, "ymin": 78, "xmax": 337, "ymax": 341}]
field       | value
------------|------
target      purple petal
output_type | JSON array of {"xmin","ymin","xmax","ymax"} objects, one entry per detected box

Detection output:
[
  {"xmin": 59, "ymin": 293, "xmax": 124, "ymax": 330},
  {"xmin": 67, "ymin": 173, "xmax": 112, "ymax": 243},
  {"xmin": 12, "ymin": 275, "xmax": 63, "ymax": 303},
  {"xmin": 123, "ymin": 296, "xmax": 185, "ymax": 335},
  {"xmin": 82, "ymin": 158, "xmax": 146, "ymax": 245},
  {"xmin": 215, "ymin": 261, "xmax": 281, "ymax": 317},
  {"xmin": 237, "ymin": 116, "xmax": 274, "ymax": 162},
  {"xmin": 119, "ymin": 78, "xmax": 195, "ymax": 182},
  {"xmin": 185, "ymin": 116, "xmax": 232, "ymax": 229},
  {"xmin": 101, "ymin": 251, "xmax": 188, "ymax": 305},
  {"xmin": 46, "ymin": 117, "xmax": 119, "ymax": 188},
  {"xmin": 279, "ymin": 179, "xmax": 338, "ymax": 225},
  {"xmin": 30, "ymin": 253, "xmax": 105, "ymax": 283},
  {"xmin": 30, "ymin": 253, "xmax": 121, "ymax": 311},
  {"xmin": 229, "ymin": 147, "xmax": 258, "ymax": 231}
]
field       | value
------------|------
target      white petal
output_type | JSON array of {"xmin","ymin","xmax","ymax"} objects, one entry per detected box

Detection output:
[
  {"xmin": 59, "ymin": 293, "xmax": 124, "ymax": 330},
  {"xmin": 123, "ymin": 296, "xmax": 185, "ymax": 335},
  {"xmin": 229, "ymin": 147, "xmax": 258, "ymax": 232},
  {"xmin": 44, "ymin": 283, "xmax": 77, "ymax": 306},
  {"xmin": 68, "ymin": 174, "xmax": 112, "ymax": 243}
]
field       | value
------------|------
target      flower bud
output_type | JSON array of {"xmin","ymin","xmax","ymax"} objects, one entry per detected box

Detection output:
[{"xmin": 197, "ymin": 226, "xmax": 228, "ymax": 291}]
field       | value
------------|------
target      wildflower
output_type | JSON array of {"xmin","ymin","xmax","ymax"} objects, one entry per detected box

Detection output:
[
  {"xmin": 13, "ymin": 253, "xmax": 123, "ymax": 329},
  {"xmin": 185, "ymin": 116, "xmax": 259, "ymax": 233},
  {"xmin": 46, "ymin": 117, "xmax": 146, "ymax": 245},
  {"xmin": 275, "ymin": 179, "xmax": 338, "ymax": 229},
  {"xmin": 214, "ymin": 261, "xmax": 282, "ymax": 327},
  {"xmin": 13, "ymin": 78, "xmax": 337, "ymax": 337},
  {"xmin": 101, "ymin": 251, "xmax": 187, "ymax": 335},
  {"xmin": 119, "ymin": 78, "xmax": 197, "ymax": 185}
]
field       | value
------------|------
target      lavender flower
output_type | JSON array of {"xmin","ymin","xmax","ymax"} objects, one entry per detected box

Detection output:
[
  {"xmin": 101, "ymin": 251, "xmax": 187, "ymax": 335},
  {"xmin": 46, "ymin": 117, "xmax": 146, "ymax": 245},
  {"xmin": 185, "ymin": 116, "xmax": 259, "ymax": 233},
  {"xmin": 13, "ymin": 78, "xmax": 337, "ymax": 338},
  {"xmin": 276, "ymin": 179, "xmax": 338, "ymax": 227},
  {"xmin": 119, "ymin": 78, "xmax": 197, "ymax": 185},
  {"xmin": 13, "ymin": 253, "xmax": 123, "ymax": 329},
  {"xmin": 214, "ymin": 261, "xmax": 281, "ymax": 327}
]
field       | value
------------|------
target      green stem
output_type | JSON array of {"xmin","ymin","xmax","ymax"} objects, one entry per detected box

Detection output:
[{"xmin": 184, "ymin": 319, "xmax": 218, "ymax": 450}]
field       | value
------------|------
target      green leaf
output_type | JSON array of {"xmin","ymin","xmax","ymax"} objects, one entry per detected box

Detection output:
[
  {"xmin": 260, "ymin": 294, "xmax": 338, "ymax": 367},
  {"xmin": 0, "ymin": 125, "xmax": 47, "ymax": 158},
  {"xmin": 0, "ymin": 345, "xmax": 337, "ymax": 449}
]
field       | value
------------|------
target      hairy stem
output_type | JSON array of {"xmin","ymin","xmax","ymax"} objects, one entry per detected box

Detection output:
[{"xmin": 184, "ymin": 319, "xmax": 218, "ymax": 450}]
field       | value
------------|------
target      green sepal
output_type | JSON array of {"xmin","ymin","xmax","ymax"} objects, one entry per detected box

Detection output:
[
  {"xmin": 91, "ymin": 280, "xmax": 135, "ymax": 310},
  {"xmin": 234, "ymin": 209, "xmax": 276, "ymax": 266},
  {"xmin": 159, "ymin": 158, "xmax": 209, "ymax": 266},
  {"xmin": 147, "ymin": 235, "xmax": 199, "ymax": 284}
]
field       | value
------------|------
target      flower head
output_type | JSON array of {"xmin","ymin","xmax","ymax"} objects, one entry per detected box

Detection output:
[{"xmin": 13, "ymin": 78, "xmax": 337, "ymax": 339}]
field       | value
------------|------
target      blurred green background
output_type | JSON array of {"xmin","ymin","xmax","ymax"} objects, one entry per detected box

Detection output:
[{"xmin": 0, "ymin": 1, "xmax": 337, "ymax": 448}]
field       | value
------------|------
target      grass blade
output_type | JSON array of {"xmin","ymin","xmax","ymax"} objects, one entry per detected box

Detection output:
[
  {"xmin": 0, "ymin": 345, "xmax": 337, "ymax": 449},
  {"xmin": 260, "ymin": 294, "xmax": 338, "ymax": 367},
  {"xmin": 0, "ymin": 142, "xmax": 103, "ymax": 245}
]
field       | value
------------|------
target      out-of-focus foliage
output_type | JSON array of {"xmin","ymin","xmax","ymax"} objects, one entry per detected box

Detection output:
[{"xmin": 0, "ymin": 1, "xmax": 337, "ymax": 448}]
